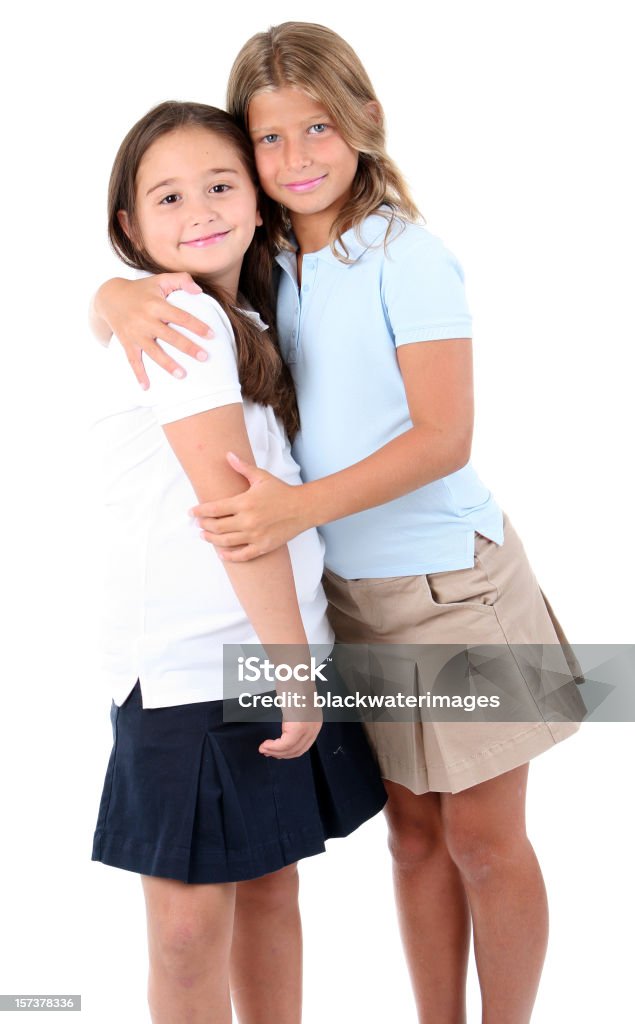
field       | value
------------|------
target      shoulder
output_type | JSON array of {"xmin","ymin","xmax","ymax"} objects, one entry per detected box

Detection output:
[
  {"xmin": 166, "ymin": 289, "xmax": 234, "ymax": 337},
  {"xmin": 381, "ymin": 219, "xmax": 465, "ymax": 276}
]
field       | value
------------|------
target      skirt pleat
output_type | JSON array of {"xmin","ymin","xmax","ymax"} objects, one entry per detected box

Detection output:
[{"xmin": 92, "ymin": 676, "xmax": 387, "ymax": 884}]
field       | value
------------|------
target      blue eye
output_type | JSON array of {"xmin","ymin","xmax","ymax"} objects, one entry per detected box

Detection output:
[
  {"xmin": 159, "ymin": 193, "xmax": 180, "ymax": 205},
  {"xmin": 308, "ymin": 124, "xmax": 328, "ymax": 134},
  {"xmin": 261, "ymin": 134, "xmax": 279, "ymax": 144}
]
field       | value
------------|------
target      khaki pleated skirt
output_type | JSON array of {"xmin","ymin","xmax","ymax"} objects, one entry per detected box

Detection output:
[{"xmin": 322, "ymin": 512, "xmax": 585, "ymax": 795}]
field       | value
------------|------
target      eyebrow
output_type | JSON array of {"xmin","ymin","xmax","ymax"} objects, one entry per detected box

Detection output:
[
  {"xmin": 145, "ymin": 169, "xmax": 240, "ymax": 196},
  {"xmin": 248, "ymin": 113, "xmax": 330, "ymax": 135}
]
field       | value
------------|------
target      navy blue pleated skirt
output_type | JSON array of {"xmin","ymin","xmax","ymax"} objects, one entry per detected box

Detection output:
[{"xmin": 92, "ymin": 676, "xmax": 387, "ymax": 884}]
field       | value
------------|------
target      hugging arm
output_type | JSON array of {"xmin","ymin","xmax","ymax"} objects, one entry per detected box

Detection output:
[
  {"xmin": 194, "ymin": 337, "xmax": 474, "ymax": 561},
  {"xmin": 89, "ymin": 272, "xmax": 213, "ymax": 387},
  {"xmin": 193, "ymin": 236, "xmax": 475, "ymax": 561}
]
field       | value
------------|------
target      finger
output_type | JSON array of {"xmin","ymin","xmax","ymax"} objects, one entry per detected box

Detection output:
[
  {"xmin": 125, "ymin": 348, "xmax": 150, "ymax": 391},
  {"xmin": 157, "ymin": 272, "xmax": 203, "ymax": 297},
  {"xmin": 259, "ymin": 735, "xmax": 305, "ymax": 759},
  {"xmin": 151, "ymin": 292, "xmax": 213, "ymax": 340},
  {"xmin": 129, "ymin": 337, "xmax": 187, "ymax": 379},
  {"xmin": 226, "ymin": 451, "xmax": 262, "ymax": 482},
  {"xmin": 153, "ymin": 321, "xmax": 211, "ymax": 363},
  {"xmin": 261, "ymin": 733, "xmax": 316, "ymax": 760},
  {"xmin": 259, "ymin": 724, "xmax": 320, "ymax": 759},
  {"xmin": 215, "ymin": 543, "xmax": 265, "ymax": 562},
  {"xmin": 190, "ymin": 499, "xmax": 238, "ymax": 519},
  {"xmin": 196, "ymin": 515, "xmax": 243, "ymax": 535},
  {"xmin": 204, "ymin": 532, "xmax": 253, "ymax": 550}
]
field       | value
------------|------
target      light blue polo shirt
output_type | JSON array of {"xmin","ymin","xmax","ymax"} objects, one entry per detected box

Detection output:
[{"xmin": 274, "ymin": 208, "xmax": 504, "ymax": 578}]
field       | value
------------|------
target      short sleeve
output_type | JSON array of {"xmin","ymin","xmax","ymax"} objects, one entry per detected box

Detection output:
[
  {"xmin": 138, "ymin": 291, "xmax": 243, "ymax": 425},
  {"xmin": 381, "ymin": 228, "xmax": 473, "ymax": 346}
]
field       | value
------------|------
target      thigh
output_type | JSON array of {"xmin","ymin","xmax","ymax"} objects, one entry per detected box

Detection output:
[
  {"xmin": 141, "ymin": 874, "xmax": 236, "ymax": 939},
  {"xmin": 383, "ymin": 779, "xmax": 444, "ymax": 848},
  {"xmin": 235, "ymin": 863, "xmax": 299, "ymax": 905},
  {"xmin": 440, "ymin": 763, "xmax": 530, "ymax": 845}
]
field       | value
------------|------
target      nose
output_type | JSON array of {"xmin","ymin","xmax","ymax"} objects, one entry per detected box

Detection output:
[
  {"xmin": 190, "ymin": 196, "xmax": 219, "ymax": 227},
  {"xmin": 283, "ymin": 138, "xmax": 311, "ymax": 172}
]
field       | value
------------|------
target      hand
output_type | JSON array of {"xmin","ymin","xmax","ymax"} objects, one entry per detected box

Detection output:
[
  {"xmin": 94, "ymin": 273, "xmax": 213, "ymax": 389},
  {"xmin": 191, "ymin": 452, "xmax": 310, "ymax": 561},
  {"xmin": 259, "ymin": 719, "xmax": 322, "ymax": 759}
]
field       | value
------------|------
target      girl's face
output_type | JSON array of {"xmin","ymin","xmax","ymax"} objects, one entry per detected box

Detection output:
[
  {"xmin": 247, "ymin": 87, "xmax": 359, "ymax": 223},
  {"xmin": 120, "ymin": 126, "xmax": 262, "ymax": 299}
]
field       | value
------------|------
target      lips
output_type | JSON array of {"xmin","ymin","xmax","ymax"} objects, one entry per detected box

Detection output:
[
  {"xmin": 283, "ymin": 175, "xmax": 327, "ymax": 193},
  {"xmin": 181, "ymin": 231, "xmax": 230, "ymax": 248}
]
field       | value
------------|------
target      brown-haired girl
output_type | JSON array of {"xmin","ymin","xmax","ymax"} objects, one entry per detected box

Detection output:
[
  {"xmin": 91, "ymin": 98, "xmax": 386, "ymax": 1024},
  {"xmin": 92, "ymin": 28, "xmax": 585, "ymax": 1024}
]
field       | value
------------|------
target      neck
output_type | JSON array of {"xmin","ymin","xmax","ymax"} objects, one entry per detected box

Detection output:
[
  {"xmin": 199, "ymin": 268, "xmax": 240, "ymax": 304},
  {"xmin": 290, "ymin": 211, "xmax": 333, "ymax": 255},
  {"xmin": 289, "ymin": 190, "xmax": 353, "ymax": 254}
]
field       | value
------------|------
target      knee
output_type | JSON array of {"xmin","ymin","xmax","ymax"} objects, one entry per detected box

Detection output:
[
  {"xmin": 444, "ymin": 819, "xmax": 527, "ymax": 886},
  {"xmin": 387, "ymin": 820, "xmax": 445, "ymax": 870},
  {"xmin": 151, "ymin": 917, "xmax": 223, "ymax": 982}
]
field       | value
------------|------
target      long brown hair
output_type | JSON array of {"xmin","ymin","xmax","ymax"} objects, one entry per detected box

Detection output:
[
  {"xmin": 108, "ymin": 100, "xmax": 299, "ymax": 439},
  {"xmin": 226, "ymin": 22, "xmax": 425, "ymax": 262}
]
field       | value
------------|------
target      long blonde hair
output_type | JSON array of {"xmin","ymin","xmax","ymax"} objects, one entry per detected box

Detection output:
[{"xmin": 227, "ymin": 22, "xmax": 425, "ymax": 261}]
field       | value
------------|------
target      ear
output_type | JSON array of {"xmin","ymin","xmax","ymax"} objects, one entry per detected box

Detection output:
[
  {"xmin": 365, "ymin": 100, "xmax": 383, "ymax": 126},
  {"xmin": 117, "ymin": 209, "xmax": 132, "ymax": 240},
  {"xmin": 255, "ymin": 207, "xmax": 264, "ymax": 228}
]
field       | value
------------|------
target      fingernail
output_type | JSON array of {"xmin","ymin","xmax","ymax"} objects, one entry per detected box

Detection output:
[
  {"xmin": 196, "ymin": 350, "xmax": 209, "ymax": 361},
  {"xmin": 205, "ymin": 329, "xmax": 214, "ymax": 339},
  {"xmin": 139, "ymin": 382, "xmax": 149, "ymax": 391},
  {"xmin": 172, "ymin": 368, "xmax": 185, "ymax": 379}
]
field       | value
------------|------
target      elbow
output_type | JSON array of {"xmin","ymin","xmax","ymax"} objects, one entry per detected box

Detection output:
[{"xmin": 443, "ymin": 428, "xmax": 473, "ymax": 476}]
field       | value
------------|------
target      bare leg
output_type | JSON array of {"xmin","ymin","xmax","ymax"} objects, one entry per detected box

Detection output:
[
  {"xmin": 230, "ymin": 864, "xmax": 302, "ymax": 1024},
  {"xmin": 441, "ymin": 763, "xmax": 548, "ymax": 1024},
  {"xmin": 141, "ymin": 874, "xmax": 235, "ymax": 1024},
  {"xmin": 384, "ymin": 780, "xmax": 471, "ymax": 1024}
]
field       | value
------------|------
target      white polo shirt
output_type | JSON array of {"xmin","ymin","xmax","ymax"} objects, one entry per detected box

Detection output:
[
  {"xmin": 89, "ymin": 290, "xmax": 333, "ymax": 709},
  {"xmin": 274, "ymin": 209, "xmax": 504, "ymax": 577}
]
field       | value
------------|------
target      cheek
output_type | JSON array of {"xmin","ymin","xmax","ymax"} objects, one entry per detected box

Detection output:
[
  {"xmin": 254, "ymin": 149, "xmax": 277, "ymax": 185},
  {"xmin": 332, "ymin": 141, "xmax": 359, "ymax": 176},
  {"xmin": 137, "ymin": 213, "xmax": 176, "ymax": 259}
]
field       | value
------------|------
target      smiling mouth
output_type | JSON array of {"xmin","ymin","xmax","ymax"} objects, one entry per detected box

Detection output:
[
  {"xmin": 283, "ymin": 175, "xmax": 327, "ymax": 192},
  {"xmin": 181, "ymin": 231, "xmax": 230, "ymax": 247}
]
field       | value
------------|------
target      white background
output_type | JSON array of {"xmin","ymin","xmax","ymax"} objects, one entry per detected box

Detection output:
[{"xmin": 1, "ymin": 1, "xmax": 633, "ymax": 1021}]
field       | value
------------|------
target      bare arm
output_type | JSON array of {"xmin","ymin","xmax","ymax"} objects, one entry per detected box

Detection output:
[
  {"xmin": 163, "ymin": 401, "xmax": 321, "ymax": 757},
  {"xmin": 193, "ymin": 338, "xmax": 474, "ymax": 561}
]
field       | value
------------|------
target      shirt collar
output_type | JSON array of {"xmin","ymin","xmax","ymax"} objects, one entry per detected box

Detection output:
[
  {"xmin": 235, "ymin": 303, "xmax": 269, "ymax": 332},
  {"xmin": 274, "ymin": 206, "xmax": 396, "ymax": 271}
]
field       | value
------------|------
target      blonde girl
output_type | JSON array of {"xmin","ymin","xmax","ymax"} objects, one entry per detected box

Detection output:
[{"xmin": 91, "ymin": 26, "xmax": 585, "ymax": 1024}]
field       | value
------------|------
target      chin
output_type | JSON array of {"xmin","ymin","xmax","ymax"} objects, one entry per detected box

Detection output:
[{"xmin": 288, "ymin": 194, "xmax": 336, "ymax": 215}]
